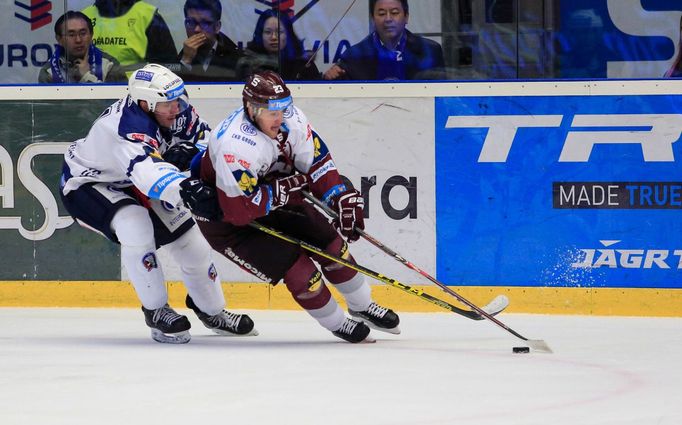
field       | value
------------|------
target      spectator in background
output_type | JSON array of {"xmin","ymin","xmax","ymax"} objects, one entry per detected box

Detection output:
[
  {"xmin": 237, "ymin": 9, "xmax": 320, "ymax": 81},
  {"xmin": 176, "ymin": 0, "xmax": 243, "ymax": 82},
  {"xmin": 39, "ymin": 11, "xmax": 126, "ymax": 83},
  {"xmin": 82, "ymin": 0, "xmax": 177, "ymax": 72},
  {"xmin": 323, "ymin": 0, "xmax": 444, "ymax": 81}
]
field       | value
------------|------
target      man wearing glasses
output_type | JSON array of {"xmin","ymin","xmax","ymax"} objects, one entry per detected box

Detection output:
[
  {"xmin": 177, "ymin": 0, "xmax": 244, "ymax": 82},
  {"xmin": 39, "ymin": 11, "xmax": 126, "ymax": 83}
]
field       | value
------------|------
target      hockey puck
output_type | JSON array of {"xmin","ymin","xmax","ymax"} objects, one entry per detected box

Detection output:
[{"xmin": 513, "ymin": 346, "xmax": 530, "ymax": 353}]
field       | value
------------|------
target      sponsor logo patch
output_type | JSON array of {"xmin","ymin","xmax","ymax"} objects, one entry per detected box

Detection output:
[
  {"xmin": 135, "ymin": 70, "xmax": 154, "ymax": 81},
  {"xmin": 240, "ymin": 123, "xmax": 257, "ymax": 136}
]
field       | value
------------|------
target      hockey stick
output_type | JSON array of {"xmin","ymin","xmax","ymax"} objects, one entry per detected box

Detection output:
[
  {"xmin": 296, "ymin": 0, "xmax": 359, "ymax": 78},
  {"xmin": 301, "ymin": 191, "xmax": 509, "ymax": 320},
  {"xmin": 300, "ymin": 192, "xmax": 552, "ymax": 353},
  {"xmin": 249, "ymin": 221, "xmax": 507, "ymax": 320}
]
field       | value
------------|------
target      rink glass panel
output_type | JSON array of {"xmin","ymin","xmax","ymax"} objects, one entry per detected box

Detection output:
[{"xmin": 1, "ymin": 1, "xmax": 681, "ymax": 83}]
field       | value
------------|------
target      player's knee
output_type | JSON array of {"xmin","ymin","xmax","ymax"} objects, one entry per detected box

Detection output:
[
  {"xmin": 169, "ymin": 227, "xmax": 214, "ymax": 272},
  {"xmin": 316, "ymin": 236, "xmax": 357, "ymax": 283},
  {"xmin": 111, "ymin": 205, "xmax": 155, "ymax": 247},
  {"xmin": 284, "ymin": 254, "xmax": 331, "ymax": 309}
]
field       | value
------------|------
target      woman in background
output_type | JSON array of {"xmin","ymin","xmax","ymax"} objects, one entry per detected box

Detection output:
[{"xmin": 237, "ymin": 9, "xmax": 320, "ymax": 80}]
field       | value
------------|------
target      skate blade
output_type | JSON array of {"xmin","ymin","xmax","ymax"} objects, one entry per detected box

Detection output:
[
  {"xmin": 210, "ymin": 328, "xmax": 259, "ymax": 337},
  {"xmin": 361, "ymin": 336, "xmax": 377, "ymax": 343},
  {"xmin": 150, "ymin": 329, "xmax": 191, "ymax": 344}
]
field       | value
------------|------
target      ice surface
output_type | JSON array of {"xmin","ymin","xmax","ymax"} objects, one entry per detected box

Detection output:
[{"xmin": 1, "ymin": 309, "xmax": 681, "ymax": 425}]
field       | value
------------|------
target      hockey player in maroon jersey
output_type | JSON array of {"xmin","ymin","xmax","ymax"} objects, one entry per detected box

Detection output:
[{"xmin": 180, "ymin": 70, "xmax": 400, "ymax": 342}]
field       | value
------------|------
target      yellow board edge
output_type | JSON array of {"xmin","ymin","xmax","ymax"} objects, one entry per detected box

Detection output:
[{"xmin": 1, "ymin": 281, "xmax": 681, "ymax": 317}]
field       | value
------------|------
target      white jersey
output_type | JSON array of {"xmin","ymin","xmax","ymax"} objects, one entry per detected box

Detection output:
[
  {"xmin": 201, "ymin": 105, "xmax": 345, "ymax": 226},
  {"xmin": 61, "ymin": 95, "xmax": 209, "ymax": 205}
]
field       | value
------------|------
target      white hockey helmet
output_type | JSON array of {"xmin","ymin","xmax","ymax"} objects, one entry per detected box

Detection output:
[{"xmin": 128, "ymin": 64, "xmax": 189, "ymax": 113}]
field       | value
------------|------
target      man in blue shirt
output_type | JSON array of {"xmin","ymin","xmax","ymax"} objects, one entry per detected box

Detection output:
[{"xmin": 323, "ymin": 0, "xmax": 444, "ymax": 80}]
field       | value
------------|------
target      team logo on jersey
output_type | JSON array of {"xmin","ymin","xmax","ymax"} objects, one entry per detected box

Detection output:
[
  {"xmin": 142, "ymin": 252, "xmax": 158, "ymax": 271},
  {"xmin": 233, "ymin": 170, "xmax": 258, "ymax": 195},
  {"xmin": 306, "ymin": 124, "xmax": 312, "ymax": 140},
  {"xmin": 238, "ymin": 159, "xmax": 251, "ymax": 169},
  {"xmin": 208, "ymin": 264, "xmax": 217, "ymax": 281},
  {"xmin": 313, "ymin": 136, "xmax": 321, "ymax": 158},
  {"xmin": 224, "ymin": 154, "xmax": 235, "ymax": 163},
  {"xmin": 311, "ymin": 131, "xmax": 330, "ymax": 162},
  {"xmin": 240, "ymin": 123, "xmax": 257, "ymax": 136}
]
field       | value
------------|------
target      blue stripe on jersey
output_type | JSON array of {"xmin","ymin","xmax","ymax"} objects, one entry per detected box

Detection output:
[
  {"xmin": 216, "ymin": 108, "xmax": 242, "ymax": 139},
  {"xmin": 265, "ymin": 185, "xmax": 273, "ymax": 214},
  {"xmin": 147, "ymin": 172, "xmax": 185, "ymax": 199},
  {"xmin": 322, "ymin": 184, "xmax": 346, "ymax": 206}
]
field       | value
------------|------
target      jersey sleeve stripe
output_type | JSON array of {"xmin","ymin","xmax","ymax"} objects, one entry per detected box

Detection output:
[{"xmin": 147, "ymin": 172, "xmax": 185, "ymax": 199}]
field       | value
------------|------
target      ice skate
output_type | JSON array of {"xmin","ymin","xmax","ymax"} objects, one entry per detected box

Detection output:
[
  {"xmin": 141, "ymin": 304, "xmax": 192, "ymax": 344},
  {"xmin": 349, "ymin": 302, "xmax": 401, "ymax": 334},
  {"xmin": 186, "ymin": 295, "xmax": 258, "ymax": 336},
  {"xmin": 332, "ymin": 317, "xmax": 373, "ymax": 343}
]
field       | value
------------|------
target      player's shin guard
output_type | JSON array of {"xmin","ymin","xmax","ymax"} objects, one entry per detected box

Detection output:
[
  {"xmin": 113, "ymin": 205, "xmax": 168, "ymax": 309},
  {"xmin": 121, "ymin": 245, "xmax": 169, "ymax": 309},
  {"xmin": 168, "ymin": 226, "xmax": 225, "ymax": 315},
  {"xmin": 284, "ymin": 254, "xmax": 371, "ymax": 342}
]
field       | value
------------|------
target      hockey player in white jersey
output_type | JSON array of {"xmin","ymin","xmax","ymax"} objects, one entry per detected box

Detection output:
[
  {"xmin": 182, "ymin": 70, "xmax": 400, "ymax": 343},
  {"xmin": 59, "ymin": 63, "xmax": 256, "ymax": 344}
]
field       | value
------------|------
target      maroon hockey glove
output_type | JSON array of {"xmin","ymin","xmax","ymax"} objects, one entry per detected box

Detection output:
[
  {"xmin": 179, "ymin": 178, "xmax": 222, "ymax": 221},
  {"xmin": 332, "ymin": 190, "xmax": 365, "ymax": 242},
  {"xmin": 269, "ymin": 174, "xmax": 309, "ymax": 210}
]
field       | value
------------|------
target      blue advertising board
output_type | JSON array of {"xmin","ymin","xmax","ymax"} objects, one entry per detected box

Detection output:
[{"xmin": 435, "ymin": 95, "xmax": 682, "ymax": 288}]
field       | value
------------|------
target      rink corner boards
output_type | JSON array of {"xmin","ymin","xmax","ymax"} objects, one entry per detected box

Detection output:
[{"xmin": 0, "ymin": 281, "xmax": 680, "ymax": 317}]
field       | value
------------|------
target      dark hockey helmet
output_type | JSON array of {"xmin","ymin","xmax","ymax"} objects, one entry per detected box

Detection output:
[{"xmin": 242, "ymin": 70, "xmax": 293, "ymax": 114}]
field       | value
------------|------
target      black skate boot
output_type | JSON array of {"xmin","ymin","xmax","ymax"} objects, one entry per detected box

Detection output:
[
  {"xmin": 332, "ymin": 317, "xmax": 372, "ymax": 343},
  {"xmin": 185, "ymin": 295, "xmax": 258, "ymax": 336},
  {"xmin": 141, "ymin": 304, "xmax": 192, "ymax": 344},
  {"xmin": 349, "ymin": 302, "xmax": 400, "ymax": 334}
]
